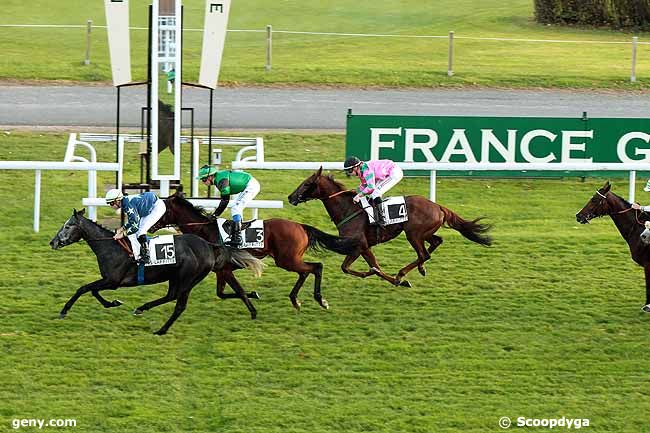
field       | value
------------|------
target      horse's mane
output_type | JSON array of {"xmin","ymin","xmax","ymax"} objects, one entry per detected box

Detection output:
[
  {"xmin": 80, "ymin": 213, "xmax": 115, "ymax": 235},
  {"xmin": 324, "ymin": 174, "xmax": 356, "ymax": 199},
  {"xmin": 171, "ymin": 195, "xmax": 212, "ymax": 219}
]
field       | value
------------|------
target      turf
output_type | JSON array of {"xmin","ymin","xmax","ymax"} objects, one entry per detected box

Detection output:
[
  {"xmin": 1, "ymin": 0, "xmax": 649, "ymax": 89},
  {"xmin": 1, "ymin": 131, "xmax": 650, "ymax": 432}
]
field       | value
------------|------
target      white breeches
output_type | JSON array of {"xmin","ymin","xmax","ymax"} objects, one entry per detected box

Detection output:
[
  {"xmin": 230, "ymin": 177, "xmax": 260, "ymax": 219},
  {"xmin": 128, "ymin": 200, "xmax": 166, "ymax": 258},
  {"xmin": 369, "ymin": 166, "xmax": 403, "ymax": 200}
]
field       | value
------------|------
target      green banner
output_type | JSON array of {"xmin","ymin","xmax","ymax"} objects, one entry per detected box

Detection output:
[{"xmin": 345, "ymin": 113, "xmax": 650, "ymax": 177}]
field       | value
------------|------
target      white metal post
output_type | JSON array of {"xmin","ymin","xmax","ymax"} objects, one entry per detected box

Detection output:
[
  {"xmin": 630, "ymin": 170, "xmax": 636, "ymax": 203},
  {"xmin": 447, "ymin": 31, "xmax": 454, "ymax": 77},
  {"xmin": 192, "ymin": 138, "xmax": 200, "ymax": 197},
  {"xmin": 631, "ymin": 36, "xmax": 638, "ymax": 83},
  {"xmin": 34, "ymin": 170, "xmax": 41, "ymax": 232},
  {"xmin": 88, "ymin": 169, "xmax": 97, "ymax": 221},
  {"xmin": 429, "ymin": 170, "xmax": 437, "ymax": 202}
]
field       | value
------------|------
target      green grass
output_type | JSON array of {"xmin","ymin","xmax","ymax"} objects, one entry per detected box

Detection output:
[
  {"xmin": 2, "ymin": 131, "xmax": 650, "ymax": 432},
  {"xmin": 1, "ymin": 0, "xmax": 649, "ymax": 89}
]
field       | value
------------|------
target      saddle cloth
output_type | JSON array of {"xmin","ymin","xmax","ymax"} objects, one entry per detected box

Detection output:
[
  {"xmin": 359, "ymin": 196, "xmax": 408, "ymax": 226},
  {"xmin": 128, "ymin": 234, "xmax": 177, "ymax": 266},
  {"xmin": 216, "ymin": 218, "xmax": 265, "ymax": 248}
]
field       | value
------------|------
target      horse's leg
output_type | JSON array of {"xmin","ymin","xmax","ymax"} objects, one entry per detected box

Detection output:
[
  {"xmin": 133, "ymin": 285, "xmax": 177, "ymax": 315},
  {"xmin": 309, "ymin": 262, "xmax": 328, "ymax": 310},
  {"xmin": 216, "ymin": 269, "xmax": 260, "ymax": 300},
  {"xmin": 223, "ymin": 271, "xmax": 257, "ymax": 320},
  {"xmin": 396, "ymin": 233, "xmax": 432, "ymax": 285},
  {"xmin": 643, "ymin": 264, "xmax": 650, "ymax": 312},
  {"xmin": 419, "ymin": 235, "xmax": 443, "ymax": 276},
  {"xmin": 360, "ymin": 249, "xmax": 411, "ymax": 288},
  {"xmin": 154, "ymin": 287, "xmax": 191, "ymax": 336},
  {"xmin": 288, "ymin": 272, "xmax": 309, "ymax": 311},
  {"xmin": 60, "ymin": 279, "xmax": 117, "ymax": 318},
  {"xmin": 341, "ymin": 252, "xmax": 377, "ymax": 279},
  {"xmin": 91, "ymin": 290, "xmax": 123, "ymax": 308}
]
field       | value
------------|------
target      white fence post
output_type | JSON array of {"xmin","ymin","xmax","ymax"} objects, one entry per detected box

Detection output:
[
  {"xmin": 629, "ymin": 170, "xmax": 637, "ymax": 203},
  {"xmin": 266, "ymin": 24, "xmax": 272, "ymax": 71},
  {"xmin": 429, "ymin": 170, "xmax": 437, "ymax": 202},
  {"xmin": 447, "ymin": 31, "xmax": 454, "ymax": 77},
  {"xmin": 34, "ymin": 170, "xmax": 41, "ymax": 232},
  {"xmin": 631, "ymin": 36, "xmax": 638, "ymax": 83}
]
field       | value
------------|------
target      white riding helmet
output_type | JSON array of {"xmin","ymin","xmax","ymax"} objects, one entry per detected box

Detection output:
[{"xmin": 105, "ymin": 188, "xmax": 123, "ymax": 204}]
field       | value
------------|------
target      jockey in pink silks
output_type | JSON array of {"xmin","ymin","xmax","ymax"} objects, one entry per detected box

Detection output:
[{"xmin": 343, "ymin": 156, "xmax": 404, "ymax": 225}]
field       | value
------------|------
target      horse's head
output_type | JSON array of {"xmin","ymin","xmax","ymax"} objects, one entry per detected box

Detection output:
[
  {"xmin": 576, "ymin": 181, "xmax": 614, "ymax": 224},
  {"xmin": 288, "ymin": 167, "xmax": 325, "ymax": 205},
  {"xmin": 50, "ymin": 209, "xmax": 86, "ymax": 249}
]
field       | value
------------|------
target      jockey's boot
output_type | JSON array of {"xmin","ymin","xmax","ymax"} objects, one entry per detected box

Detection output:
[
  {"xmin": 373, "ymin": 197, "xmax": 385, "ymax": 226},
  {"xmin": 229, "ymin": 220, "xmax": 243, "ymax": 248},
  {"xmin": 137, "ymin": 234, "xmax": 150, "ymax": 264}
]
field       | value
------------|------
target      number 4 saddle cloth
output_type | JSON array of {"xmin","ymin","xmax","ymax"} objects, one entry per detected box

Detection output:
[
  {"xmin": 216, "ymin": 219, "xmax": 265, "ymax": 249},
  {"xmin": 358, "ymin": 196, "xmax": 409, "ymax": 226}
]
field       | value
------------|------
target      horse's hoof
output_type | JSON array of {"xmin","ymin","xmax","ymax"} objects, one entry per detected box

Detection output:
[
  {"xmin": 418, "ymin": 266, "xmax": 426, "ymax": 277},
  {"xmin": 642, "ymin": 304, "xmax": 650, "ymax": 313},
  {"xmin": 153, "ymin": 329, "xmax": 166, "ymax": 336},
  {"xmin": 58, "ymin": 312, "xmax": 67, "ymax": 319},
  {"xmin": 399, "ymin": 280, "xmax": 412, "ymax": 288},
  {"xmin": 320, "ymin": 298, "xmax": 330, "ymax": 310},
  {"xmin": 249, "ymin": 291, "xmax": 261, "ymax": 300},
  {"xmin": 291, "ymin": 300, "xmax": 302, "ymax": 312},
  {"xmin": 251, "ymin": 312, "xmax": 257, "ymax": 320},
  {"xmin": 133, "ymin": 308, "xmax": 144, "ymax": 316},
  {"xmin": 111, "ymin": 300, "xmax": 123, "ymax": 307}
]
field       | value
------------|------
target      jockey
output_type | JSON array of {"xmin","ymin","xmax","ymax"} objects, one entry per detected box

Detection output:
[
  {"xmin": 105, "ymin": 189, "xmax": 166, "ymax": 264},
  {"xmin": 196, "ymin": 165, "xmax": 261, "ymax": 247},
  {"xmin": 343, "ymin": 156, "xmax": 403, "ymax": 225}
]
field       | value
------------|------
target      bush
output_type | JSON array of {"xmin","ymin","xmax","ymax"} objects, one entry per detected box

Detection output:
[{"xmin": 534, "ymin": 0, "xmax": 650, "ymax": 30}]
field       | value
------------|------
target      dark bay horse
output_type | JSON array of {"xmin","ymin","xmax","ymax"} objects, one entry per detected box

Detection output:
[
  {"xmin": 151, "ymin": 192, "xmax": 360, "ymax": 312},
  {"xmin": 288, "ymin": 167, "xmax": 492, "ymax": 287},
  {"xmin": 576, "ymin": 181, "xmax": 650, "ymax": 312},
  {"xmin": 50, "ymin": 209, "xmax": 263, "ymax": 334}
]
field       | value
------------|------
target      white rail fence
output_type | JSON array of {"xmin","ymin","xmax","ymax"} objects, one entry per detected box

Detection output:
[
  {"xmin": 1, "ymin": 23, "xmax": 646, "ymax": 82},
  {"xmin": 231, "ymin": 160, "xmax": 650, "ymax": 204}
]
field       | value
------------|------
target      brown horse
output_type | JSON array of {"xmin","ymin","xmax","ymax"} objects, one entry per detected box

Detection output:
[
  {"xmin": 576, "ymin": 181, "xmax": 650, "ymax": 312},
  {"xmin": 151, "ymin": 192, "xmax": 360, "ymax": 313},
  {"xmin": 288, "ymin": 167, "xmax": 492, "ymax": 287}
]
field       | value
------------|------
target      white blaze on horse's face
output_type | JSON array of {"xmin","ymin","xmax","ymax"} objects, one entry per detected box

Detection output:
[
  {"xmin": 50, "ymin": 215, "xmax": 81, "ymax": 249},
  {"xmin": 642, "ymin": 222, "xmax": 650, "ymax": 245}
]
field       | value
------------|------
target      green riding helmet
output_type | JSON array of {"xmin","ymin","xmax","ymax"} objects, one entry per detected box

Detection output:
[{"xmin": 196, "ymin": 165, "xmax": 219, "ymax": 181}]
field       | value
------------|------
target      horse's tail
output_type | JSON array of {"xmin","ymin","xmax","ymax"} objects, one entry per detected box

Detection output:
[
  {"xmin": 440, "ymin": 207, "xmax": 492, "ymax": 246},
  {"xmin": 302, "ymin": 224, "xmax": 360, "ymax": 256},
  {"xmin": 213, "ymin": 246, "xmax": 265, "ymax": 277}
]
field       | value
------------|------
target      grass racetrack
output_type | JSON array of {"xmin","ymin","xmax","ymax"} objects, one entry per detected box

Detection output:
[{"xmin": 2, "ymin": 131, "xmax": 650, "ymax": 432}]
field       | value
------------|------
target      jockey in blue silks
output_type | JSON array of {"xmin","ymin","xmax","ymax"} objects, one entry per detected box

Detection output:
[{"xmin": 105, "ymin": 189, "xmax": 167, "ymax": 264}]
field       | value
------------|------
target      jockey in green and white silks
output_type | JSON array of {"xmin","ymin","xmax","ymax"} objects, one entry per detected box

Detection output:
[
  {"xmin": 197, "ymin": 165, "xmax": 261, "ymax": 247},
  {"xmin": 105, "ymin": 189, "xmax": 166, "ymax": 264}
]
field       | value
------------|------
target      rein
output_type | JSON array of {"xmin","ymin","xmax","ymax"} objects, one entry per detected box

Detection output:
[{"xmin": 327, "ymin": 189, "xmax": 355, "ymax": 199}]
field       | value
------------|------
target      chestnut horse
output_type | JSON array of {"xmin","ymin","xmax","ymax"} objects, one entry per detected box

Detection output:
[
  {"xmin": 288, "ymin": 167, "xmax": 492, "ymax": 287},
  {"xmin": 151, "ymin": 192, "xmax": 360, "ymax": 313},
  {"xmin": 576, "ymin": 181, "xmax": 650, "ymax": 311}
]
